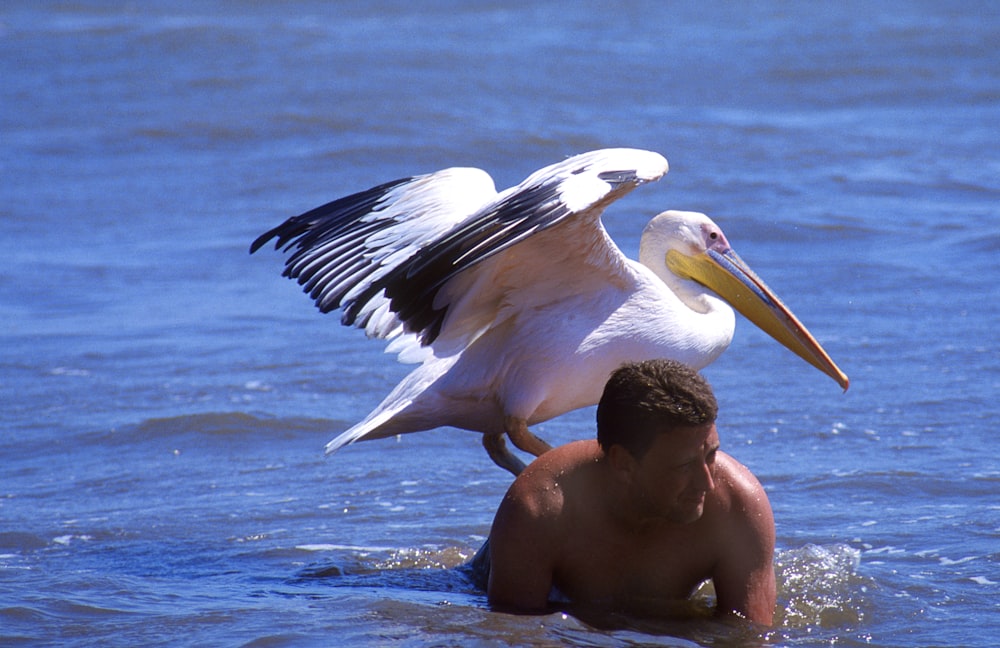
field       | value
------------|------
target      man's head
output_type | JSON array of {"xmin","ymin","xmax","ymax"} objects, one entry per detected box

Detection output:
[
  {"xmin": 597, "ymin": 359, "xmax": 721, "ymax": 524},
  {"xmin": 596, "ymin": 358, "xmax": 718, "ymax": 459}
]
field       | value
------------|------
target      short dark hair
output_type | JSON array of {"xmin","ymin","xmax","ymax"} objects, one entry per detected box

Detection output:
[{"xmin": 596, "ymin": 359, "xmax": 718, "ymax": 459}]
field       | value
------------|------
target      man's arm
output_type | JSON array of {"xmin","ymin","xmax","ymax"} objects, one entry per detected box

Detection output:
[
  {"xmin": 711, "ymin": 456, "xmax": 777, "ymax": 626},
  {"xmin": 486, "ymin": 480, "xmax": 560, "ymax": 613}
]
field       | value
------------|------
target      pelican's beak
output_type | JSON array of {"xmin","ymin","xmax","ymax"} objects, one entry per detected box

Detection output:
[{"xmin": 666, "ymin": 248, "xmax": 849, "ymax": 390}]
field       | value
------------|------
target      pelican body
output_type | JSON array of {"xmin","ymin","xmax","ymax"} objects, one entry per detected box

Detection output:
[{"xmin": 251, "ymin": 149, "xmax": 848, "ymax": 474}]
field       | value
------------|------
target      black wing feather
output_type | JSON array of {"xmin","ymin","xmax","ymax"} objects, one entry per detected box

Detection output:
[
  {"xmin": 249, "ymin": 177, "xmax": 411, "ymax": 255},
  {"xmin": 369, "ymin": 177, "xmax": 569, "ymax": 345},
  {"xmin": 250, "ymin": 176, "xmax": 413, "ymax": 316},
  {"xmin": 251, "ymin": 151, "xmax": 660, "ymax": 348}
]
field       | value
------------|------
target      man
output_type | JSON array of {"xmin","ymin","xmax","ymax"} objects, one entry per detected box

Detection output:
[{"xmin": 483, "ymin": 359, "xmax": 776, "ymax": 625}]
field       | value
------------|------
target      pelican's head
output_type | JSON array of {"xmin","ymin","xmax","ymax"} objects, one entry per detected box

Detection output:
[{"xmin": 640, "ymin": 210, "xmax": 849, "ymax": 390}]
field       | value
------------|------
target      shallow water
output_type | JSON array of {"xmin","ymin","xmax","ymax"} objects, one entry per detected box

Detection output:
[{"xmin": 2, "ymin": 2, "xmax": 998, "ymax": 646}]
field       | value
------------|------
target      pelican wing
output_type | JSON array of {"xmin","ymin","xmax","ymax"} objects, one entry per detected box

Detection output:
[
  {"xmin": 252, "ymin": 148, "xmax": 668, "ymax": 353},
  {"xmin": 250, "ymin": 167, "xmax": 499, "ymax": 341},
  {"xmin": 387, "ymin": 149, "xmax": 669, "ymax": 350}
]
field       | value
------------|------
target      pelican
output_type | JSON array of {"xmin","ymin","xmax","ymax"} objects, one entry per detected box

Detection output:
[{"xmin": 251, "ymin": 149, "xmax": 848, "ymax": 475}]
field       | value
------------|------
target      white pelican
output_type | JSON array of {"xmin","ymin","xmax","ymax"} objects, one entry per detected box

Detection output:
[{"xmin": 251, "ymin": 149, "xmax": 848, "ymax": 474}]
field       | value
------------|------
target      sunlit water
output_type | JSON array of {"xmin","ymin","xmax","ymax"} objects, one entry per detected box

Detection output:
[{"xmin": 2, "ymin": 2, "xmax": 998, "ymax": 646}]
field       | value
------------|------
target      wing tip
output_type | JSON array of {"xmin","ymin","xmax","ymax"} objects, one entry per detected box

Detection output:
[
  {"xmin": 574, "ymin": 148, "xmax": 669, "ymax": 182},
  {"xmin": 249, "ymin": 229, "xmax": 277, "ymax": 254}
]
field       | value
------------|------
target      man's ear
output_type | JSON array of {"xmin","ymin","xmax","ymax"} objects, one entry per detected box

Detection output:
[{"xmin": 607, "ymin": 444, "xmax": 638, "ymax": 484}]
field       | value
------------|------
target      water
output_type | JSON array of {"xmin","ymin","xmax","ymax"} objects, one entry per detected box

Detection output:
[{"xmin": 2, "ymin": 1, "xmax": 998, "ymax": 645}]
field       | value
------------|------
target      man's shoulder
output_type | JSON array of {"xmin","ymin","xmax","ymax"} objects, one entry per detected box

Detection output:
[
  {"xmin": 708, "ymin": 452, "xmax": 774, "ymax": 532},
  {"xmin": 715, "ymin": 452, "xmax": 766, "ymax": 497},
  {"xmin": 503, "ymin": 469, "xmax": 564, "ymax": 521},
  {"xmin": 500, "ymin": 439, "xmax": 601, "ymax": 522}
]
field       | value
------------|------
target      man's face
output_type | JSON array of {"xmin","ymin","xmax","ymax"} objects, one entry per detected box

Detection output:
[{"xmin": 627, "ymin": 423, "xmax": 720, "ymax": 524}]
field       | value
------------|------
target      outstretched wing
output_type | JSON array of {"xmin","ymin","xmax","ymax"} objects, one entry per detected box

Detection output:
[
  {"xmin": 377, "ymin": 149, "xmax": 669, "ymax": 347},
  {"xmin": 252, "ymin": 148, "xmax": 668, "ymax": 353},
  {"xmin": 250, "ymin": 166, "xmax": 498, "ymax": 341}
]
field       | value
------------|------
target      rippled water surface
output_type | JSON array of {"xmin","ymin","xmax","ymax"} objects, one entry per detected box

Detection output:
[{"xmin": 2, "ymin": 2, "xmax": 998, "ymax": 646}]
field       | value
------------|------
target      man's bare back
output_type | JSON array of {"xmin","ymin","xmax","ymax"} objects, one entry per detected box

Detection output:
[{"xmin": 487, "ymin": 431, "xmax": 775, "ymax": 624}]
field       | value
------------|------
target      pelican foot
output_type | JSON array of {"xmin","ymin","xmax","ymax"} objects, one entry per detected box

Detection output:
[
  {"xmin": 483, "ymin": 433, "xmax": 526, "ymax": 476},
  {"xmin": 504, "ymin": 416, "xmax": 553, "ymax": 457}
]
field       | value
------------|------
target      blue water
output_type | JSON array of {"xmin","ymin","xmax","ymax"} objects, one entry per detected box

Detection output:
[{"xmin": 2, "ymin": 2, "xmax": 998, "ymax": 646}]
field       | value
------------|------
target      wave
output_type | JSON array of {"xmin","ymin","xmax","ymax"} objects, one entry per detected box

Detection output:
[{"xmin": 103, "ymin": 412, "xmax": 339, "ymax": 446}]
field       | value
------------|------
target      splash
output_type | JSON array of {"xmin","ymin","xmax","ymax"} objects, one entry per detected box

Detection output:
[
  {"xmin": 774, "ymin": 543, "xmax": 873, "ymax": 629},
  {"xmin": 371, "ymin": 546, "xmax": 475, "ymax": 571}
]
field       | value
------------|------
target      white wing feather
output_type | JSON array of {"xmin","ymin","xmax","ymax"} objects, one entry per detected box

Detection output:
[{"xmin": 252, "ymin": 148, "xmax": 668, "ymax": 363}]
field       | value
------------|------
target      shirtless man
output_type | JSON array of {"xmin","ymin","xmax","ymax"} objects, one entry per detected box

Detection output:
[{"xmin": 484, "ymin": 359, "xmax": 776, "ymax": 626}]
